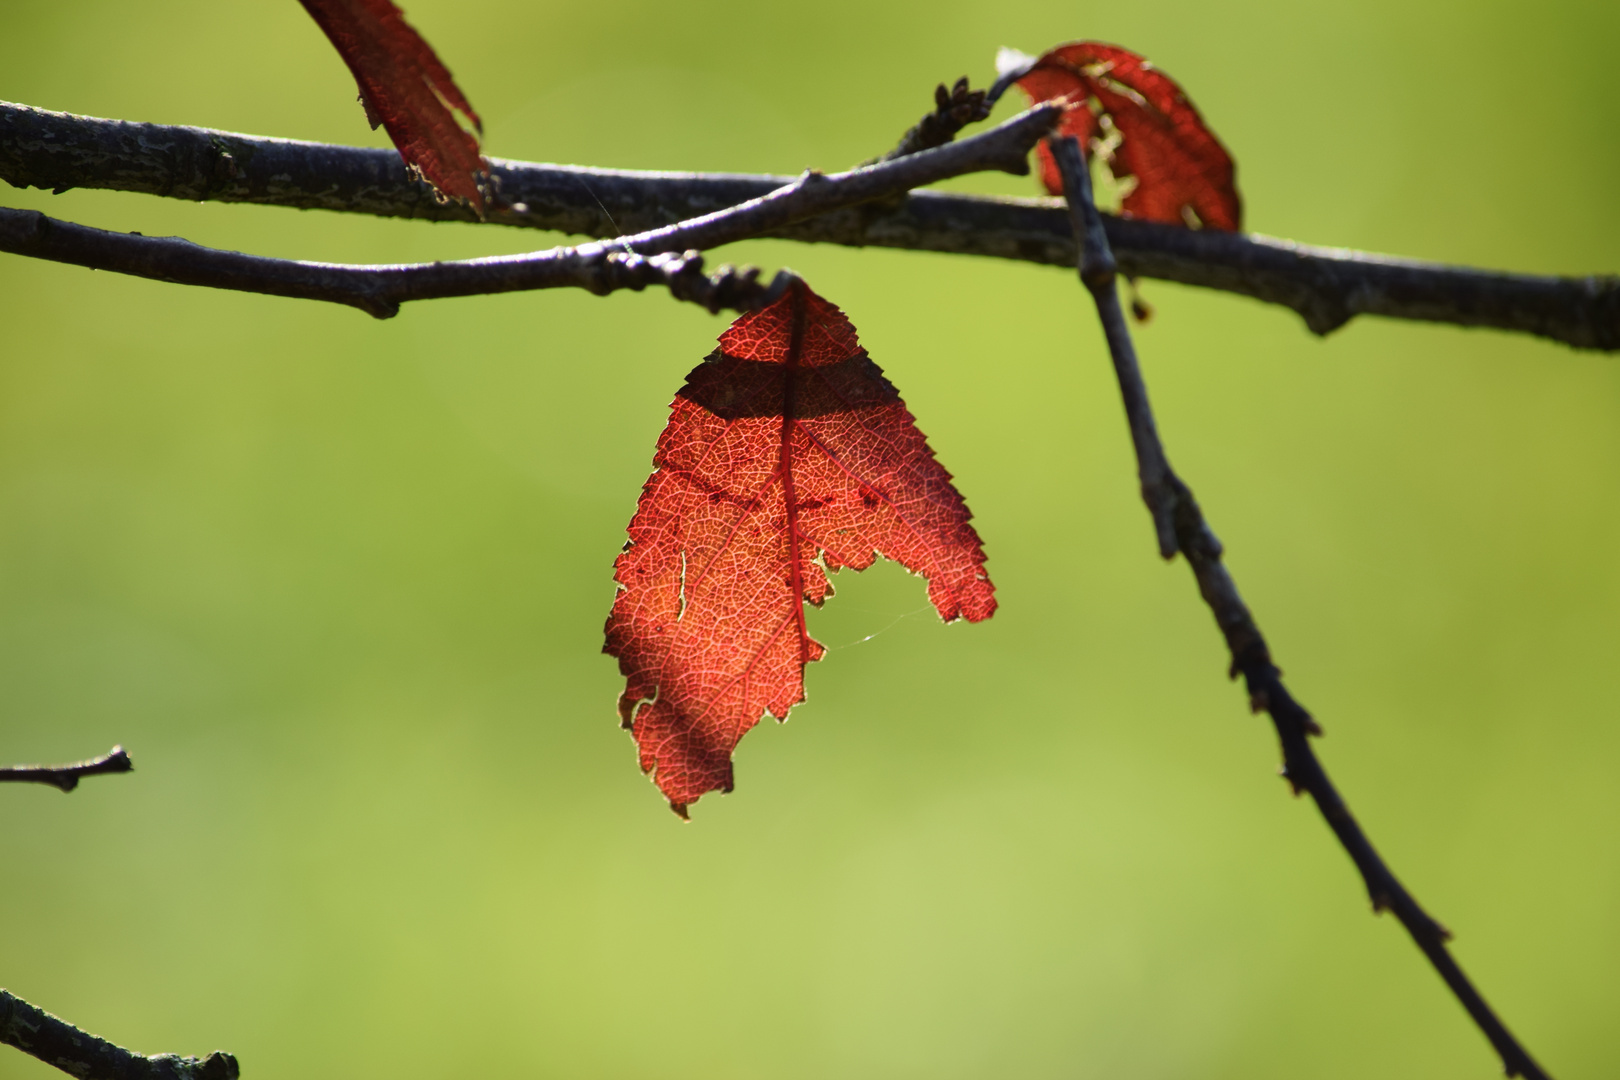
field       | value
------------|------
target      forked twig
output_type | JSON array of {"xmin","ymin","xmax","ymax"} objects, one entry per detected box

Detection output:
[
  {"xmin": 1048, "ymin": 132, "xmax": 1553, "ymax": 1080},
  {"xmin": 0, "ymin": 105, "xmax": 1062, "ymax": 318},
  {"xmin": 5, "ymin": 100, "xmax": 1614, "ymax": 349},
  {"xmin": 0, "ymin": 988, "xmax": 237, "ymax": 1080},
  {"xmin": 0, "ymin": 77, "xmax": 1582, "ymax": 1080},
  {"xmin": 0, "ymin": 745, "xmax": 132, "ymax": 792}
]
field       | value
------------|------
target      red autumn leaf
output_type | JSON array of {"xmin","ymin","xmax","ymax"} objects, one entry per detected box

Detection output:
[
  {"xmin": 298, "ymin": 0, "xmax": 487, "ymax": 212},
  {"xmin": 1016, "ymin": 41, "xmax": 1241, "ymax": 231},
  {"xmin": 603, "ymin": 283, "xmax": 997, "ymax": 816}
]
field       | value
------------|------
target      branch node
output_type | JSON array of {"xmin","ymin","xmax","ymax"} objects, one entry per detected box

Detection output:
[
  {"xmin": 1277, "ymin": 765, "xmax": 1306, "ymax": 796},
  {"xmin": 360, "ymin": 296, "xmax": 401, "ymax": 319}
]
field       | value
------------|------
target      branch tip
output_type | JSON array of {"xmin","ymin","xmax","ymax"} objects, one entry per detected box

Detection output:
[
  {"xmin": 986, "ymin": 47, "xmax": 1038, "ymax": 109},
  {"xmin": 0, "ymin": 745, "xmax": 133, "ymax": 792}
]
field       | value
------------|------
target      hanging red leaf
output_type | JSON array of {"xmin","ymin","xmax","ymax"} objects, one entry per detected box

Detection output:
[
  {"xmin": 603, "ymin": 283, "xmax": 997, "ymax": 816},
  {"xmin": 1016, "ymin": 42, "xmax": 1241, "ymax": 231},
  {"xmin": 298, "ymin": 0, "xmax": 487, "ymax": 212}
]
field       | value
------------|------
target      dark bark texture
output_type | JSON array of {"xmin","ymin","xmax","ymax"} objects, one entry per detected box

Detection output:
[
  {"xmin": 4, "ymin": 102, "xmax": 1616, "ymax": 350},
  {"xmin": 0, "ymin": 105, "xmax": 1061, "ymax": 317},
  {"xmin": 0, "ymin": 990, "xmax": 237, "ymax": 1080},
  {"xmin": 0, "ymin": 746, "xmax": 131, "ymax": 792},
  {"xmin": 1049, "ymin": 133, "xmax": 1552, "ymax": 1080}
]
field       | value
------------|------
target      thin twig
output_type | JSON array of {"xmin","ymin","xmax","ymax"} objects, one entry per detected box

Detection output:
[
  {"xmin": 1, "ymin": 988, "xmax": 237, "ymax": 1080},
  {"xmin": 1049, "ymin": 131, "xmax": 1553, "ymax": 1080},
  {"xmin": 0, "ymin": 104, "xmax": 1061, "ymax": 318},
  {"xmin": 983, "ymin": 47, "xmax": 1038, "ymax": 111},
  {"xmin": 3, "ymin": 101, "xmax": 1615, "ymax": 350},
  {"xmin": 0, "ymin": 745, "xmax": 132, "ymax": 792},
  {"xmin": 0, "ymin": 214, "xmax": 795, "ymax": 319}
]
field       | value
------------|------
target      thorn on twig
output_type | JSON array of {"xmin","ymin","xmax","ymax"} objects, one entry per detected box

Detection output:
[{"xmin": 1277, "ymin": 765, "xmax": 1309, "ymax": 797}]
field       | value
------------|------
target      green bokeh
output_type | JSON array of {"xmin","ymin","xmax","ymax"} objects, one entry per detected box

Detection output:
[{"xmin": 2, "ymin": 1, "xmax": 1616, "ymax": 1077}]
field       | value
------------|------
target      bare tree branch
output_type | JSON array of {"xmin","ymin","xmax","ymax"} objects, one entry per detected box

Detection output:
[
  {"xmin": 1, "ymin": 989, "xmax": 237, "ymax": 1080},
  {"xmin": 0, "ymin": 208, "xmax": 798, "ymax": 318},
  {"xmin": 1049, "ymin": 131, "xmax": 1554, "ymax": 1080},
  {"xmin": 0, "ymin": 746, "xmax": 132, "ymax": 793},
  {"xmin": 0, "ymin": 105, "xmax": 1061, "ymax": 317},
  {"xmin": 4, "ymin": 101, "xmax": 1615, "ymax": 350}
]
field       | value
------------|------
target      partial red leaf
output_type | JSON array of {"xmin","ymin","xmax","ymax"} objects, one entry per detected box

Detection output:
[
  {"xmin": 299, "ymin": 0, "xmax": 487, "ymax": 212},
  {"xmin": 603, "ymin": 283, "xmax": 997, "ymax": 816},
  {"xmin": 1017, "ymin": 42, "xmax": 1241, "ymax": 231}
]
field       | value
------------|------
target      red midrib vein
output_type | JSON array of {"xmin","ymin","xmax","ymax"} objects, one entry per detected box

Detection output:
[{"xmin": 778, "ymin": 285, "xmax": 810, "ymax": 666}]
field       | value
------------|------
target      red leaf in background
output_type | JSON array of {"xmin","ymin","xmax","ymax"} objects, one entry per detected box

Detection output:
[
  {"xmin": 299, "ymin": 0, "xmax": 487, "ymax": 212},
  {"xmin": 1016, "ymin": 42, "xmax": 1241, "ymax": 231},
  {"xmin": 603, "ymin": 283, "xmax": 997, "ymax": 816}
]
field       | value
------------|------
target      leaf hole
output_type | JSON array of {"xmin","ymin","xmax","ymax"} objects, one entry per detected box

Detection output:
[{"xmin": 1088, "ymin": 113, "xmax": 1136, "ymax": 215}]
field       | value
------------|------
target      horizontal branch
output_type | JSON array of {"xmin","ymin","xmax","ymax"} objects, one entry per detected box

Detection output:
[
  {"xmin": 0, "ymin": 106, "xmax": 1061, "ymax": 317},
  {"xmin": 4, "ymin": 101, "xmax": 1616, "ymax": 350},
  {"xmin": 0, "ymin": 208, "xmax": 794, "ymax": 318},
  {"xmin": 0, "ymin": 746, "xmax": 132, "ymax": 792},
  {"xmin": 1, "ymin": 988, "xmax": 237, "ymax": 1080}
]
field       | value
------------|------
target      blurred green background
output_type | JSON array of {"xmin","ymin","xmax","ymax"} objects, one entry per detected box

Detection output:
[{"xmin": 1, "ymin": 0, "xmax": 1616, "ymax": 1077}]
